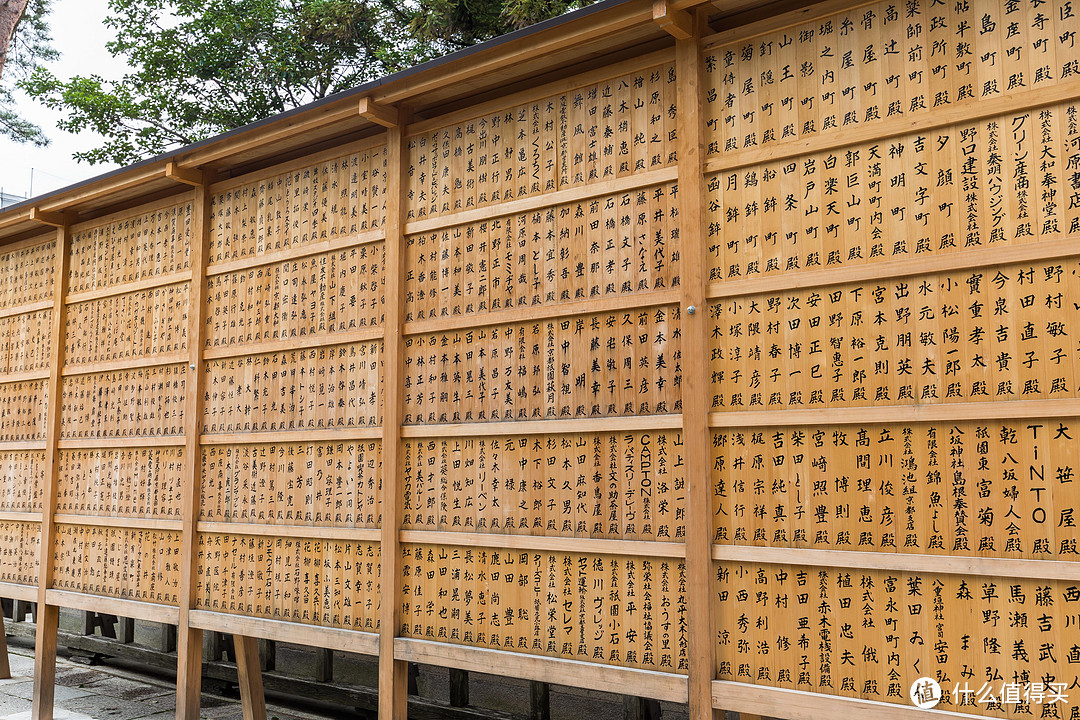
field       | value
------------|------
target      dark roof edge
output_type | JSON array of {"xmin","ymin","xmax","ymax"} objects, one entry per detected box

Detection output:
[{"xmin": 0, "ymin": 0, "xmax": 635, "ymax": 219}]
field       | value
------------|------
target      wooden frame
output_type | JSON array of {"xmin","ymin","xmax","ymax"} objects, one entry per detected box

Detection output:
[{"xmin": 1, "ymin": 1, "xmax": 1079, "ymax": 719}]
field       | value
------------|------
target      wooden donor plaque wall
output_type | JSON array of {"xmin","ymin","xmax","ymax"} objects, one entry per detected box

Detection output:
[{"xmin": 5, "ymin": 0, "xmax": 1080, "ymax": 719}]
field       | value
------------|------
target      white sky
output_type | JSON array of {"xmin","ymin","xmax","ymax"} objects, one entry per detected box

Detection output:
[{"xmin": 0, "ymin": 0, "xmax": 124, "ymax": 201}]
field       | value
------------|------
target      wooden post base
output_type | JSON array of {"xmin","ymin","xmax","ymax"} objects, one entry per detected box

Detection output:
[{"xmin": 233, "ymin": 635, "xmax": 267, "ymax": 720}]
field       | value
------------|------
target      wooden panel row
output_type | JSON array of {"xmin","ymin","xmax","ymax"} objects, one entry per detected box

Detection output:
[
  {"xmin": 68, "ymin": 202, "xmax": 191, "ymax": 293},
  {"xmin": 402, "ymin": 430, "xmax": 684, "ymax": 541},
  {"xmin": 199, "ymin": 441, "xmax": 381, "ymax": 527},
  {"xmin": 59, "ymin": 365, "xmax": 186, "ymax": 438},
  {"xmin": 704, "ymin": 0, "xmax": 1080, "ymax": 155},
  {"xmin": 708, "ymin": 100, "xmax": 1080, "ymax": 282},
  {"xmin": 56, "ymin": 448, "xmax": 184, "ymax": 519},
  {"xmin": 209, "ymin": 146, "xmax": 387, "ymax": 265},
  {"xmin": 0, "ymin": 239, "xmax": 53, "ymax": 309},
  {"xmin": 405, "ymin": 182, "xmax": 679, "ymax": 323},
  {"xmin": 713, "ymin": 417, "xmax": 1080, "ymax": 559},
  {"xmin": 50, "ymin": 524, "xmax": 180, "ymax": 605},
  {"xmin": 406, "ymin": 63, "xmax": 678, "ymax": 221},
  {"xmin": 0, "ymin": 520, "xmax": 40, "ymax": 586},
  {"xmin": 194, "ymin": 533, "xmax": 380, "ymax": 630},
  {"xmin": 64, "ymin": 283, "xmax": 188, "ymax": 366},
  {"xmin": 403, "ymin": 306, "xmax": 681, "ymax": 424},
  {"xmin": 709, "ymin": 256, "xmax": 1080, "ymax": 410},
  {"xmin": 401, "ymin": 544, "xmax": 687, "ymax": 674},
  {"xmin": 0, "ymin": 309, "xmax": 50, "ymax": 373},
  {"xmin": 202, "ymin": 342, "xmax": 383, "ymax": 433},
  {"xmin": 714, "ymin": 560, "xmax": 1080, "ymax": 716},
  {"xmin": 0, "ymin": 379, "xmax": 48, "ymax": 441},
  {"xmin": 0, "ymin": 450, "xmax": 44, "ymax": 512},
  {"xmin": 205, "ymin": 242, "xmax": 384, "ymax": 349}
]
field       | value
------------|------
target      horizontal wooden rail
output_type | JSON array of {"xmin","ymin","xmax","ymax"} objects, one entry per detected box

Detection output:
[
  {"xmin": 0, "ymin": 299, "xmax": 53, "ymax": 320},
  {"xmin": 0, "ymin": 511, "xmax": 42, "ymax": 523},
  {"xmin": 199, "ymin": 427, "xmax": 382, "ymax": 445},
  {"xmin": 62, "ymin": 353, "xmax": 189, "ymax": 377},
  {"xmin": 400, "ymin": 531, "xmax": 685, "ymax": 558},
  {"xmin": 45, "ymin": 590, "xmax": 180, "ymax": 625},
  {"xmin": 189, "ymin": 610, "xmax": 380, "ymax": 656},
  {"xmin": 707, "ymin": 234, "xmax": 1080, "ymax": 301},
  {"xmin": 205, "ymin": 230, "xmax": 385, "ymax": 277},
  {"xmin": 202, "ymin": 328, "xmax": 384, "ymax": 360},
  {"xmin": 196, "ymin": 522, "xmax": 380, "ymax": 542},
  {"xmin": 395, "ymin": 639, "xmax": 689, "ymax": 703},
  {"xmin": 0, "ymin": 581, "xmax": 38, "ymax": 602},
  {"xmin": 65, "ymin": 272, "xmax": 191, "ymax": 305},
  {"xmin": 56, "ymin": 436, "xmax": 186, "ymax": 449},
  {"xmin": 711, "ymin": 545, "xmax": 1080, "ymax": 583},
  {"xmin": 404, "ymin": 290, "xmax": 680, "ymax": 336},
  {"xmin": 711, "ymin": 681, "xmax": 971, "ymax": 720},
  {"xmin": 0, "ymin": 441, "xmax": 46, "ymax": 451},
  {"xmin": 0, "ymin": 370, "xmax": 50, "ymax": 385},
  {"xmin": 53, "ymin": 514, "xmax": 183, "ymax": 532},
  {"xmin": 708, "ymin": 398, "xmax": 1080, "ymax": 428},
  {"xmin": 400, "ymin": 414, "xmax": 683, "ymax": 437},
  {"xmin": 403, "ymin": 166, "xmax": 678, "ymax": 237}
]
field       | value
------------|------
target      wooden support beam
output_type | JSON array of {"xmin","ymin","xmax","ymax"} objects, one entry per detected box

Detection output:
[
  {"xmin": 449, "ymin": 668, "xmax": 469, "ymax": 707},
  {"xmin": 652, "ymin": 0, "xmax": 693, "ymax": 39},
  {"xmin": 28, "ymin": 208, "xmax": 71, "ymax": 229},
  {"xmin": 174, "ymin": 178, "xmax": 212, "ymax": 720},
  {"xmin": 624, "ymin": 697, "xmax": 663, "ymax": 720},
  {"xmin": 378, "ymin": 107, "xmax": 411, "ymax": 720},
  {"xmin": 121, "ymin": 618, "xmax": 135, "ymax": 644},
  {"xmin": 257, "ymin": 639, "xmax": 275, "ymax": 672},
  {"xmin": 0, "ymin": 609, "xmax": 10, "ymax": 680},
  {"xmin": 314, "ymin": 648, "xmax": 333, "ymax": 683},
  {"xmin": 674, "ymin": 9, "xmax": 714, "ymax": 720},
  {"xmin": 32, "ymin": 219, "xmax": 72, "ymax": 720},
  {"xmin": 358, "ymin": 97, "xmax": 399, "ymax": 128},
  {"xmin": 233, "ymin": 635, "xmax": 267, "ymax": 720},
  {"xmin": 160, "ymin": 624, "xmax": 178, "ymax": 654},
  {"xmin": 529, "ymin": 681, "xmax": 550, "ymax": 720},
  {"xmin": 164, "ymin": 162, "xmax": 204, "ymax": 187}
]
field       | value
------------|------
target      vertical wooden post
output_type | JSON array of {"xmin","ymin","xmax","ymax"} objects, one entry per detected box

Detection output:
[
  {"xmin": 160, "ymin": 623, "xmax": 178, "ymax": 653},
  {"xmin": 529, "ymin": 681, "xmax": 550, "ymax": 720},
  {"xmin": 674, "ymin": 10, "xmax": 716, "ymax": 720},
  {"xmin": 175, "ymin": 176, "xmax": 212, "ymax": 720},
  {"xmin": 257, "ymin": 639, "xmax": 275, "ymax": 672},
  {"xmin": 121, "ymin": 617, "xmax": 135, "ymax": 644},
  {"xmin": 233, "ymin": 635, "xmax": 267, "ymax": 720},
  {"xmin": 377, "ymin": 104, "xmax": 410, "ymax": 720},
  {"xmin": 448, "ymin": 668, "xmax": 469, "ymax": 707},
  {"xmin": 32, "ymin": 218, "xmax": 71, "ymax": 720},
  {"xmin": 0, "ymin": 609, "xmax": 10, "ymax": 680},
  {"xmin": 313, "ymin": 648, "xmax": 333, "ymax": 682}
]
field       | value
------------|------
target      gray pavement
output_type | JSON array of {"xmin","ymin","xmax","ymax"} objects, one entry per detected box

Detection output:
[{"xmin": 0, "ymin": 647, "xmax": 321, "ymax": 720}]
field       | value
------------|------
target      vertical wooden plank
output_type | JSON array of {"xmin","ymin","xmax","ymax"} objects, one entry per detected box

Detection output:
[
  {"xmin": 233, "ymin": 635, "xmax": 267, "ymax": 720},
  {"xmin": 314, "ymin": 648, "xmax": 333, "ymax": 683},
  {"xmin": 176, "ymin": 177, "xmax": 211, "ymax": 720},
  {"xmin": 529, "ymin": 681, "xmax": 550, "ymax": 720},
  {"xmin": 33, "ymin": 221, "xmax": 70, "ymax": 720},
  {"xmin": 674, "ymin": 9, "xmax": 715, "ymax": 720},
  {"xmin": 379, "ymin": 108, "xmax": 411, "ymax": 720},
  {"xmin": 448, "ymin": 668, "xmax": 469, "ymax": 707}
]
